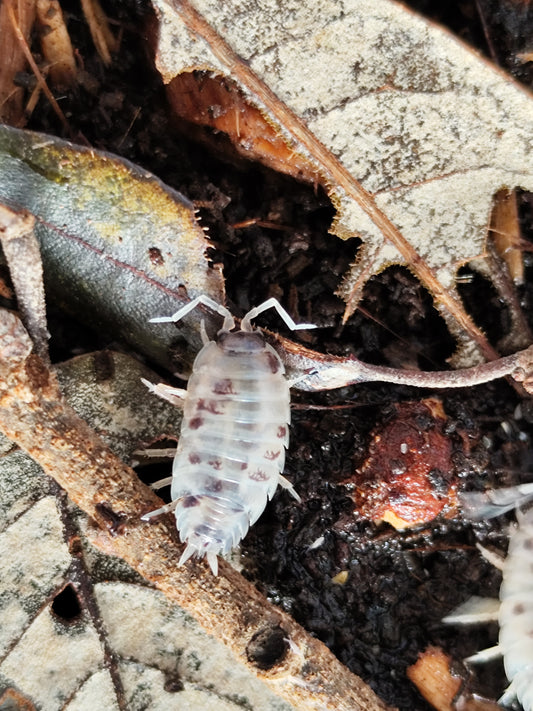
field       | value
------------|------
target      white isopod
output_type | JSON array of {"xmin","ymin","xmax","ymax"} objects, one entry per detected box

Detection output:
[
  {"xmin": 444, "ymin": 483, "xmax": 533, "ymax": 711},
  {"xmin": 141, "ymin": 295, "xmax": 315, "ymax": 575}
]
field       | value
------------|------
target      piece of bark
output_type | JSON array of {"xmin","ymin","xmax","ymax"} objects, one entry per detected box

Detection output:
[{"xmin": 407, "ymin": 646, "xmax": 501, "ymax": 711}]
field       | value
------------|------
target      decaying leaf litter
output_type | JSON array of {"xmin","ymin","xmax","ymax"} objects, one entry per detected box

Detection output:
[
  {"xmin": 0, "ymin": 340, "xmax": 334, "ymax": 711},
  {"xmin": 2, "ymin": 0, "xmax": 533, "ymax": 709}
]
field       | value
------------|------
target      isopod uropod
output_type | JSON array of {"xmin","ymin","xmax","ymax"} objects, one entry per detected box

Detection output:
[
  {"xmin": 444, "ymin": 483, "xmax": 533, "ymax": 711},
  {"xmin": 141, "ymin": 295, "xmax": 315, "ymax": 575}
]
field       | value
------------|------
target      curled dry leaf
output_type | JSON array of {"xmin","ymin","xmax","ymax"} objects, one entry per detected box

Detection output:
[
  {"xmin": 0, "ymin": 123, "xmax": 224, "ymax": 370},
  {"xmin": 153, "ymin": 0, "xmax": 533, "ymax": 365},
  {"xmin": 0, "ymin": 308, "xmax": 391, "ymax": 711},
  {"xmin": 273, "ymin": 332, "xmax": 533, "ymax": 392}
]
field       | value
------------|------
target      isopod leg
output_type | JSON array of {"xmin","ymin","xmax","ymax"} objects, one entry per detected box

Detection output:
[
  {"xmin": 141, "ymin": 499, "xmax": 178, "ymax": 521},
  {"xmin": 278, "ymin": 474, "xmax": 301, "ymax": 502},
  {"xmin": 442, "ymin": 595, "xmax": 500, "ymax": 625},
  {"xmin": 476, "ymin": 542, "xmax": 506, "ymax": 571},
  {"xmin": 460, "ymin": 482, "xmax": 533, "ymax": 520},
  {"xmin": 149, "ymin": 295, "xmax": 235, "ymax": 331},
  {"xmin": 199, "ymin": 319, "xmax": 209, "ymax": 346},
  {"xmin": 141, "ymin": 378, "xmax": 187, "ymax": 407},
  {"xmin": 133, "ymin": 447, "xmax": 177, "ymax": 460},
  {"xmin": 241, "ymin": 297, "xmax": 316, "ymax": 332},
  {"xmin": 499, "ymin": 679, "xmax": 518, "ymax": 707},
  {"xmin": 466, "ymin": 644, "xmax": 502, "ymax": 664},
  {"xmin": 150, "ymin": 476, "xmax": 173, "ymax": 490}
]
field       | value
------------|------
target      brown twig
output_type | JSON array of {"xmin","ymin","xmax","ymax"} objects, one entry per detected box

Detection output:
[
  {"xmin": 0, "ymin": 308, "xmax": 392, "ymax": 711},
  {"xmin": 274, "ymin": 332, "xmax": 533, "ymax": 393}
]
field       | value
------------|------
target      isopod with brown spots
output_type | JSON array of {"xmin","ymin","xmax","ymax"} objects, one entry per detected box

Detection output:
[
  {"xmin": 141, "ymin": 296, "xmax": 315, "ymax": 575},
  {"xmin": 444, "ymin": 483, "xmax": 533, "ymax": 711}
]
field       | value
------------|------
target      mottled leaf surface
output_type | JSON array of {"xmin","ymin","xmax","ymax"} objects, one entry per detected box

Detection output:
[{"xmin": 0, "ymin": 124, "xmax": 224, "ymax": 368}]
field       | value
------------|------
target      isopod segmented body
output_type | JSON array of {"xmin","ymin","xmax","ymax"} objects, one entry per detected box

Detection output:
[
  {"xmin": 142, "ymin": 296, "xmax": 315, "ymax": 575},
  {"xmin": 444, "ymin": 483, "xmax": 533, "ymax": 710},
  {"xmin": 499, "ymin": 502, "xmax": 533, "ymax": 710}
]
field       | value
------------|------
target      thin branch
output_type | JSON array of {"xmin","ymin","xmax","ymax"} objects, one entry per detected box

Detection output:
[{"xmin": 274, "ymin": 333, "xmax": 533, "ymax": 393}]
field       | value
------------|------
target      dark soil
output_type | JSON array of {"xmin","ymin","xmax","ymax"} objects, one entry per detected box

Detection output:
[{"xmin": 18, "ymin": 0, "xmax": 533, "ymax": 709}]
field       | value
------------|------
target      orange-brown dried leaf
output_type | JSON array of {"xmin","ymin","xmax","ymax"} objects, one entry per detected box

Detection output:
[
  {"xmin": 407, "ymin": 647, "xmax": 461, "ymax": 711},
  {"xmin": 407, "ymin": 646, "xmax": 502, "ymax": 711},
  {"xmin": 351, "ymin": 398, "xmax": 458, "ymax": 529},
  {"xmin": 167, "ymin": 72, "xmax": 319, "ymax": 182},
  {"xmin": 0, "ymin": 688, "xmax": 37, "ymax": 711},
  {"xmin": 489, "ymin": 188, "xmax": 524, "ymax": 285}
]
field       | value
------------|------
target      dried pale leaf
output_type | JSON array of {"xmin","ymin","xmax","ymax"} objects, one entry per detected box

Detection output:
[
  {"xmin": 1, "ymin": 603, "xmax": 105, "ymax": 708},
  {"xmin": 154, "ymin": 0, "xmax": 533, "ymax": 364},
  {"xmin": 0, "ymin": 124, "xmax": 225, "ymax": 369},
  {"xmin": 0, "ymin": 497, "xmax": 71, "ymax": 654},
  {"xmin": 96, "ymin": 582, "xmax": 296, "ymax": 711}
]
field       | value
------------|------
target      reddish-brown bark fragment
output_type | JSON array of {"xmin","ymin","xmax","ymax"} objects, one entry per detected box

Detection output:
[{"xmin": 351, "ymin": 399, "xmax": 458, "ymax": 529}]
